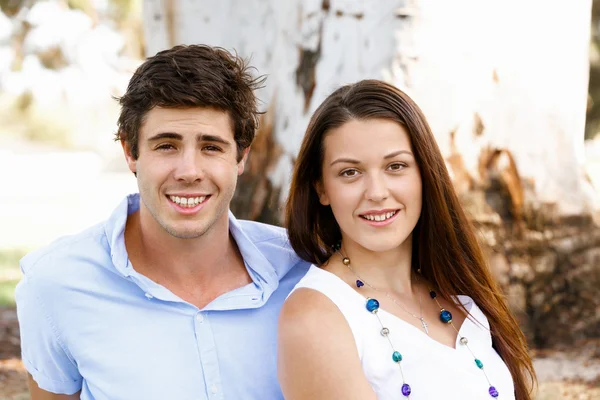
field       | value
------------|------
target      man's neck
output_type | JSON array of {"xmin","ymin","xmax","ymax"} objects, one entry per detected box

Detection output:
[{"xmin": 124, "ymin": 209, "xmax": 252, "ymax": 308}]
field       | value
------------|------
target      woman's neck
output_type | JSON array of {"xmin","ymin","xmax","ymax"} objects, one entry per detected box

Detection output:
[{"xmin": 338, "ymin": 236, "xmax": 416, "ymax": 295}]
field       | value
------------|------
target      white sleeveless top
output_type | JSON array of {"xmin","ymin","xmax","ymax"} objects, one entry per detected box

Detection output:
[{"xmin": 289, "ymin": 265, "xmax": 515, "ymax": 399}]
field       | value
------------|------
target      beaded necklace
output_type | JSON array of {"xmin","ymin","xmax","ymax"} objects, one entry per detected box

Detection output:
[
  {"xmin": 336, "ymin": 250, "xmax": 500, "ymax": 398},
  {"xmin": 340, "ymin": 252, "xmax": 430, "ymax": 334}
]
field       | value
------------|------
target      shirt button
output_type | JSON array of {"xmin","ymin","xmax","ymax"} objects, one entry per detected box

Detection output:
[
  {"xmin": 210, "ymin": 384, "xmax": 218, "ymax": 394},
  {"xmin": 144, "ymin": 293, "xmax": 153, "ymax": 299},
  {"xmin": 196, "ymin": 313, "xmax": 204, "ymax": 323}
]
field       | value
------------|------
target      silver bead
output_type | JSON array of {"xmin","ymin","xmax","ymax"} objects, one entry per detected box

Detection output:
[
  {"xmin": 381, "ymin": 327, "xmax": 390, "ymax": 336},
  {"xmin": 460, "ymin": 337, "xmax": 468, "ymax": 345}
]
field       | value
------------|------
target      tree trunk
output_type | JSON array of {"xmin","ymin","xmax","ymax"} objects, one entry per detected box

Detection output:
[{"xmin": 143, "ymin": 0, "xmax": 599, "ymax": 347}]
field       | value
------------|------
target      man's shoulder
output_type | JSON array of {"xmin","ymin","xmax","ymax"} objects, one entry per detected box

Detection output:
[
  {"xmin": 20, "ymin": 221, "xmax": 110, "ymax": 279},
  {"xmin": 236, "ymin": 219, "xmax": 287, "ymax": 244},
  {"xmin": 235, "ymin": 219, "xmax": 310, "ymax": 278}
]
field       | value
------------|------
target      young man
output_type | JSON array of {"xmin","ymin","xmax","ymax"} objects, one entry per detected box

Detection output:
[{"xmin": 16, "ymin": 45, "xmax": 310, "ymax": 400}]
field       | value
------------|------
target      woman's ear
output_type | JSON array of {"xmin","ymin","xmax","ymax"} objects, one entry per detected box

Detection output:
[{"xmin": 314, "ymin": 181, "xmax": 330, "ymax": 206}]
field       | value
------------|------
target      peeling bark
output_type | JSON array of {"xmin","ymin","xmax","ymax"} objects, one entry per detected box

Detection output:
[
  {"xmin": 479, "ymin": 147, "xmax": 525, "ymax": 236},
  {"xmin": 230, "ymin": 99, "xmax": 283, "ymax": 224},
  {"xmin": 144, "ymin": 0, "xmax": 598, "ymax": 347},
  {"xmin": 295, "ymin": 31, "xmax": 322, "ymax": 113},
  {"xmin": 164, "ymin": 0, "xmax": 177, "ymax": 48}
]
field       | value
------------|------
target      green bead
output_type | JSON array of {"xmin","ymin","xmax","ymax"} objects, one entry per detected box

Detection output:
[
  {"xmin": 392, "ymin": 351, "xmax": 403, "ymax": 363},
  {"xmin": 475, "ymin": 359, "xmax": 484, "ymax": 369}
]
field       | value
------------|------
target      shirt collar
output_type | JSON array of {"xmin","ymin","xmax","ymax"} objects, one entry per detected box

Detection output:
[
  {"xmin": 228, "ymin": 209, "xmax": 279, "ymax": 300},
  {"xmin": 105, "ymin": 193, "xmax": 138, "ymax": 277},
  {"xmin": 104, "ymin": 193, "xmax": 280, "ymax": 305}
]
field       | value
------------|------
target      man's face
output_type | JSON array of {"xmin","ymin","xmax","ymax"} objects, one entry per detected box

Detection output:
[{"xmin": 123, "ymin": 107, "xmax": 248, "ymax": 239}]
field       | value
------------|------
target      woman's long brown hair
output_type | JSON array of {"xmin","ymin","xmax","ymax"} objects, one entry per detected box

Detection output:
[{"xmin": 285, "ymin": 79, "xmax": 536, "ymax": 399}]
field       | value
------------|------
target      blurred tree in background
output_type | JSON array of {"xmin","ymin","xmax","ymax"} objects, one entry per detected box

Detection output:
[
  {"xmin": 143, "ymin": 0, "xmax": 600, "ymax": 350},
  {"xmin": 0, "ymin": 1, "xmax": 598, "ymax": 398}
]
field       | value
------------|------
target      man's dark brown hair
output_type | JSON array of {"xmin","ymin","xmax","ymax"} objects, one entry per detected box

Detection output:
[{"xmin": 115, "ymin": 44, "xmax": 265, "ymax": 161}]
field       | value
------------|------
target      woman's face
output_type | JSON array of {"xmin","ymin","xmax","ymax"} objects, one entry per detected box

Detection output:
[{"xmin": 318, "ymin": 118, "xmax": 423, "ymax": 253}]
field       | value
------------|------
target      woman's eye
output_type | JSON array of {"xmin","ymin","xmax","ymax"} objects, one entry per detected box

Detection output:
[
  {"xmin": 388, "ymin": 163, "xmax": 406, "ymax": 171},
  {"xmin": 340, "ymin": 169, "xmax": 358, "ymax": 177}
]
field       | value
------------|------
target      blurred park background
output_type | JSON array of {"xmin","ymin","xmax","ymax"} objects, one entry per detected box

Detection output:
[{"xmin": 0, "ymin": 0, "xmax": 599, "ymax": 398}]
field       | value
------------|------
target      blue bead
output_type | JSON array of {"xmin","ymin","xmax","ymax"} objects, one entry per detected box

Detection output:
[
  {"xmin": 356, "ymin": 280, "xmax": 364, "ymax": 288},
  {"xmin": 401, "ymin": 383, "xmax": 411, "ymax": 396},
  {"xmin": 429, "ymin": 290, "xmax": 437, "ymax": 299},
  {"xmin": 475, "ymin": 359, "xmax": 484, "ymax": 369},
  {"xmin": 366, "ymin": 298, "xmax": 380, "ymax": 313},
  {"xmin": 392, "ymin": 351, "xmax": 403, "ymax": 362},
  {"xmin": 440, "ymin": 309, "xmax": 453, "ymax": 323},
  {"xmin": 489, "ymin": 386, "xmax": 499, "ymax": 397}
]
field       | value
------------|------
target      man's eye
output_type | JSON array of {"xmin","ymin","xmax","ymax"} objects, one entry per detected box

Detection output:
[
  {"xmin": 203, "ymin": 145, "xmax": 222, "ymax": 152},
  {"xmin": 156, "ymin": 144, "xmax": 175, "ymax": 151}
]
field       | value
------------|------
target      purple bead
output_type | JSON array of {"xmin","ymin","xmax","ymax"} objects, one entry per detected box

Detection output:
[
  {"xmin": 356, "ymin": 280, "xmax": 364, "ymax": 288},
  {"xmin": 401, "ymin": 383, "xmax": 411, "ymax": 396},
  {"xmin": 489, "ymin": 386, "xmax": 499, "ymax": 398}
]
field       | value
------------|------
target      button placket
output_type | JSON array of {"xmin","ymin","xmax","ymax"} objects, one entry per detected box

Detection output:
[{"xmin": 193, "ymin": 312, "xmax": 224, "ymax": 400}]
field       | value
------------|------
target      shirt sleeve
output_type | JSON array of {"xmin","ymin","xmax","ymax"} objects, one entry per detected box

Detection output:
[{"xmin": 15, "ymin": 272, "xmax": 83, "ymax": 394}]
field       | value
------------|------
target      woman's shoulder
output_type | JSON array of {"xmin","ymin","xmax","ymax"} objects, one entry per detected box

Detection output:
[
  {"xmin": 282, "ymin": 265, "xmax": 352, "ymax": 324},
  {"xmin": 279, "ymin": 272, "xmax": 358, "ymax": 355},
  {"xmin": 454, "ymin": 295, "xmax": 491, "ymax": 330},
  {"xmin": 278, "ymin": 271, "xmax": 378, "ymax": 399}
]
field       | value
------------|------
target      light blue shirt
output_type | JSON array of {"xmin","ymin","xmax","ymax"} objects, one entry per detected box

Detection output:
[{"xmin": 16, "ymin": 194, "xmax": 310, "ymax": 400}]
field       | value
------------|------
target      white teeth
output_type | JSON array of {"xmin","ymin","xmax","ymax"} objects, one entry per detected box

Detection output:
[
  {"xmin": 169, "ymin": 195, "xmax": 207, "ymax": 208},
  {"xmin": 363, "ymin": 210, "xmax": 397, "ymax": 222}
]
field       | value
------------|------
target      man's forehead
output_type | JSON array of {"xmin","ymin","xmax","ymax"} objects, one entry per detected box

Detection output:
[{"xmin": 140, "ymin": 107, "xmax": 234, "ymax": 139}]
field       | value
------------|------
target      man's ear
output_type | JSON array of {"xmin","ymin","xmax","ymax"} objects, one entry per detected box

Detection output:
[
  {"xmin": 237, "ymin": 148, "xmax": 250, "ymax": 175},
  {"xmin": 121, "ymin": 140, "xmax": 137, "ymax": 175},
  {"xmin": 314, "ymin": 180, "xmax": 330, "ymax": 206}
]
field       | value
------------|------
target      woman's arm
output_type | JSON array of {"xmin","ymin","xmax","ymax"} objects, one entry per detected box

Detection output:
[{"xmin": 278, "ymin": 288, "xmax": 377, "ymax": 400}]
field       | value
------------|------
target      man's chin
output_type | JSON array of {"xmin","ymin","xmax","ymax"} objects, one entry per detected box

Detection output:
[{"xmin": 161, "ymin": 223, "xmax": 208, "ymax": 240}]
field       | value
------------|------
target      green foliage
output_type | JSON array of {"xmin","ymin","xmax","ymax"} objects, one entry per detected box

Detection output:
[
  {"xmin": 0, "ymin": 249, "xmax": 27, "ymax": 307},
  {"xmin": 0, "ymin": 0, "xmax": 26, "ymax": 17},
  {"xmin": 0, "ymin": 93, "xmax": 74, "ymax": 147},
  {"xmin": 0, "ymin": 279, "xmax": 19, "ymax": 306}
]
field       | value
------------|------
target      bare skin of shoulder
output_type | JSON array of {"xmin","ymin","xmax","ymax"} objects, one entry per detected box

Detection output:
[{"xmin": 278, "ymin": 286, "xmax": 379, "ymax": 400}]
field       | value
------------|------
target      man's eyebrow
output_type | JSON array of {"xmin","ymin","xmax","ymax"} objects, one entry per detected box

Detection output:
[
  {"xmin": 146, "ymin": 132, "xmax": 232, "ymax": 147},
  {"xmin": 147, "ymin": 132, "xmax": 183, "ymax": 141},
  {"xmin": 199, "ymin": 134, "xmax": 231, "ymax": 146}
]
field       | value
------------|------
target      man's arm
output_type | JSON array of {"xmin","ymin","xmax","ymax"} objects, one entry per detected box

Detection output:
[
  {"xmin": 16, "ymin": 269, "xmax": 83, "ymax": 396},
  {"xmin": 28, "ymin": 375, "xmax": 80, "ymax": 400}
]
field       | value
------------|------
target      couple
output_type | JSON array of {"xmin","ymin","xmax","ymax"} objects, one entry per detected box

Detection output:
[{"xmin": 16, "ymin": 45, "xmax": 535, "ymax": 399}]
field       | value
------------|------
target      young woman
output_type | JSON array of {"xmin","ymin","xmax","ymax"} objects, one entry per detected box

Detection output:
[{"xmin": 279, "ymin": 80, "xmax": 535, "ymax": 399}]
